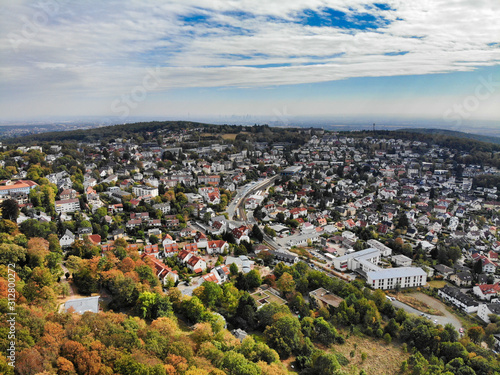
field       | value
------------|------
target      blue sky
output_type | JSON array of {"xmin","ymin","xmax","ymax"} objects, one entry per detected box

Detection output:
[{"xmin": 1, "ymin": 0, "xmax": 499, "ymax": 129}]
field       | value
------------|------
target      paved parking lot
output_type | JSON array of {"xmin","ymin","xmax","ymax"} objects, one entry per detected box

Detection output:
[{"xmin": 392, "ymin": 292, "xmax": 462, "ymax": 332}]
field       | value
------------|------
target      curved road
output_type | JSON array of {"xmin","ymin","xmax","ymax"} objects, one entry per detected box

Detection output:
[{"xmin": 391, "ymin": 295, "xmax": 462, "ymax": 332}]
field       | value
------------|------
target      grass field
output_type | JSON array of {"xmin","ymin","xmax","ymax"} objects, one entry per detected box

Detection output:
[
  {"xmin": 427, "ymin": 280, "xmax": 447, "ymax": 288},
  {"xmin": 332, "ymin": 331, "xmax": 410, "ymax": 375},
  {"xmin": 221, "ymin": 133, "xmax": 238, "ymax": 140}
]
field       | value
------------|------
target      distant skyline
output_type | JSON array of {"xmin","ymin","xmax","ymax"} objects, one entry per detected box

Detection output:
[{"xmin": 1, "ymin": 1, "xmax": 499, "ymax": 131}]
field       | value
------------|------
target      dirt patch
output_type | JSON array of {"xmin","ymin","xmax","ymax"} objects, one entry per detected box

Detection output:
[
  {"xmin": 392, "ymin": 293, "xmax": 444, "ymax": 316},
  {"xmin": 281, "ymin": 356, "xmax": 299, "ymax": 374}
]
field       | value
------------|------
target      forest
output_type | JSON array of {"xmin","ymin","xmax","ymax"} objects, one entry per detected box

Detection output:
[{"xmin": 1, "ymin": 215, "xmax": 500, "ymax": 375}]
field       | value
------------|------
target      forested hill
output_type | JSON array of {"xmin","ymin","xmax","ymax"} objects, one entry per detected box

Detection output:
[
  {"xmin": 4, "ymin": 121, "xmax": 211, "ymax": 144},
  {"xmin": 345, "ymin": 129, "xmax": 500, "ymax": 154},
  {"xmin": 398, "ymin": 128, "xmax": 500, "ymax": 146},
  {"xmin": 4, "ymin": 121, "xmax": 310, "ymax": 146}
]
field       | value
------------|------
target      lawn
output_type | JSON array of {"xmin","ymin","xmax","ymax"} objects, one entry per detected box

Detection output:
[{"xmin": 427, "ymin": 280, "xmax": 447, "ymax": 288}]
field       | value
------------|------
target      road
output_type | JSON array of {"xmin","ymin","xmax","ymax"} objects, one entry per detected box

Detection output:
[
  {"xmin": 391, "ymin": 294, "xmax": 462, "ymax": 332},
  {"xmin": 227, "ymin": 175, "xmax": 279, "ymax": 225}
]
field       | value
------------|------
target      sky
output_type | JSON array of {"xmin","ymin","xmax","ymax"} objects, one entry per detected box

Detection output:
[{"xmin": 1, "ymin": 0, "xmax": 499, "ymax": 131}]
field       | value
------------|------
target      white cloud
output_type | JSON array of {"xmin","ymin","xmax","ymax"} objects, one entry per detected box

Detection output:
[{"xmin": 0, "ymin": 0, "xmax": 499, "ymax": 118}]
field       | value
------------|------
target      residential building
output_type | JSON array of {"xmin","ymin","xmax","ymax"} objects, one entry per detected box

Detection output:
[
  {"xmin": 55, "ymin": 198, "xmax": 80, "ymax": 213},
  {"xmin": 438, "ymin": 285, "xmax": 479, "ymax": 313},
  {"xmin": 367, "ymin": 267, "xmax": 427, "ymax": 290}
]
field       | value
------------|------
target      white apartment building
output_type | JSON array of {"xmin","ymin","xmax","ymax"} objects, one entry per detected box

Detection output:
[
  {"xmin": 367, "ymin": 267, "xmax": 427, "ymax": 290},
  {"xmin": 55, "ymin": 198, "xmax": 80, "ymax": 213},
  {"xmin": 132, "ymin": 185, "xmax": 158, "ymax": 198}
]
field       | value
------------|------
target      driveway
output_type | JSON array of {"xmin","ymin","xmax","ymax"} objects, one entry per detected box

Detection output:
[{"xmin": 391, "ymin": 292, "xmax": 462, "ymax": 332}]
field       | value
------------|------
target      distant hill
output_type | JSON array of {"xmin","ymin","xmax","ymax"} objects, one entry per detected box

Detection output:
[
  {"xmin": 399, "ymin": 128, "xmax": 500, "ymax": 145},
  {"xmin": 344, "ymin": 128, "xmax": 500, "ymax": 154},
  {"xmin": 5, "ymin": 120, "xmax": 312, "ymax": 146}
]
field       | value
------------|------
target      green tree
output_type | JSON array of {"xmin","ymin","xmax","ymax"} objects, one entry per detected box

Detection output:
[
  {"xmin": 0, "ymin": 199, "xmax": 19, "ymax": 221},
  {"xmin": 0, "ymin": 243, "xmax": 27, "ymax": 265},
  {"xmin": 264, "ymin": 315, "xmax": 303, "ymax": 358},
  {"xmin": 245, "ymin": 269, "xmax": 262, "ymax": 290},
  {"xmin": 137, "ymin": 291, "xmax": 158, "ymax": 320},
  {"xmin": 251, "ymin": 224, "xmax": 264, "ymax": 242},
  {"xmin": 197, "ymin": 282, "xmax": 223, "ymax": 309},
  {"xmin": 311, "ymin": 353, "xmax": 341, "ymax": 375},
  {"xmin": 73, "ymin": 266, "xmax": 99, "ymax": 295},
  {"xmin": 220, "ymin": 351, "xmax": 260, "ymax": 375},
  {"xmin": 230, "ymin": 262, "xmax": 239, "ymax": 276}
]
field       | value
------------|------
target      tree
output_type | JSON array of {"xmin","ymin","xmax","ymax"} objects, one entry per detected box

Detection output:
[
  {"xmin": 473, "ymin": 259, "xmax": 483, "ymax": 275},
  {"xmin": 220, "ymin": 351, "xmax": 260, "ymax": 375},
  {"xmin": 230, "ymin": 262, "xmax": 239, "ymax": 276},
  {"xmin": 73, "ymin": 266, "xmax": 99, "ymax": 295},
  {"xmin": 0, "ymin": 243, "xmax": 27, "ymax": 265},
  {"xmin": 257, "ymin": 302, "xmax": 291, "ymax": 329},
  {"xmin": 136, "ymin": 291, "xmax": 158, "ymax": 320},
  {"xmin": 314, "ymin": 317, "xmax": 340, "ymax": 346},
  {"xmin": 246, "ymin": 269, "xmax": 262, "ymax": 290},
  {"xmin": 235, "ymin": 293, "xmax": 258, "ymax": 330},
  {"xmin": 277, "ymin": 272, "xmax": 295, "ymax": 295},
  {"xmin": 251, "ymin": 224, "xmax": 264, "ymax": 242},
  {"xmin": 0, "ymin": 199, "xmax": 19, "ymax": 221},
  {"xmin": 196, "ymin": 282, "xmax": 223, "ymax": 309},
  {"xmin": 264, "ymin": 315, "xmax": 303, "ymax": 358},
  {"xmin": 396, "ymin": 212, "xmax": 409, "ymax": 229},
  {"xmin": 467, "ymin": 326, "xmax": 485, "ymax": 344},
  {"xmin": 311, "ymin": 353, "xmax": 341, "ymax": 375}
]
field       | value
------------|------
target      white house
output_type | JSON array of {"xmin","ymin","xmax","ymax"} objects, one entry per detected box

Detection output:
[
  {"xmin": 132, "ymin": 185, "xmax": 158, "ymax": 198},
  {"xmin": 60, "ymin": 229, "xmax": 75, "ymax": 248},
  {"xmin": 478, "ymin": 303, "xmax": 500, "ymax": 323},
  {"xmin": 366, "ymin": 239, "xmax": 392, "ymax": 257},
  {"xmin": 473, "ymin": 283, "xmax": 500, "ymax": 301},
  {"xmin": 206, "ymin": 240, "xmax": 229, "ymax": 255},
  {"xmin": 438, "ymin": 285, "xmax": 479, "ymax": 313},
  {"xmin": 392, "ymin": 254, "xmax": 412, "ymax": 267}
]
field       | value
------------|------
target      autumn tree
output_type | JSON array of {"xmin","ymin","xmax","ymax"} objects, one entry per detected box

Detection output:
[
  {"xmin": 276, "ymin": 272, "xmax": 295, "ymax": 295},
  {"xmin": 467, "ymin": 326, "xmax": 485, "ymax": 344}
]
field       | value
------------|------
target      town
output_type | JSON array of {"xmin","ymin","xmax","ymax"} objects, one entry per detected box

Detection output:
[{"xmin": 1, "ymin": 124, "xmax": 500, "ymax": 374}]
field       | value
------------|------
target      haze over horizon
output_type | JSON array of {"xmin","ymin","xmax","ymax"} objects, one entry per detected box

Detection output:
[{"xmin": 1, "ymin": 0, "xmax": 499, "ymax": 132}]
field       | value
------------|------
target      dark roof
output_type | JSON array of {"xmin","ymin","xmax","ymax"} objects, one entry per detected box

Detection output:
[
  {"xmin": 270, "ymin": 250, "xmax": 298, "ymax": 262},
  {"xmin": 440, "ymin": 285, "xmax": 478, "ymax": 307},
  {"xmin": 487, "ymin": 304, "xmax": 500, "ymax": 315},
  {"xmin": 434, "ymin": 264, "xmax": 453, "ymax": 274},
  {"xmin": 454, "ymin": 271, "xmax": 473, "ymax": 282}
]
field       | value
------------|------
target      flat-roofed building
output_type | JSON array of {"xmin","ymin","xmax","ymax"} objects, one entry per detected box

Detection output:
[{"xmin": 367, "ymin": 267, "xmax": 427, "ymax": 290}]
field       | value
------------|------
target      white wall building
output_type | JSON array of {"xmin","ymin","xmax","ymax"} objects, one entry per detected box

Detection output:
[
  {"xmin": 132, "ymin": 185, "xmax": 159, "ymax": 198},
  {"xmin": 478, "ymin": 303, "xmax": 500, "ymax": 323},
  {"xmin": 367, "ymin": 267, "xmax": 427, "ymax": 290},
  {"xmin": 366, "ymin": 239, "xmax": 392, "ymax": 257},
  {"xmin": 55, "ymin": 198, "xmax": 80, "ymax": 213}
]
